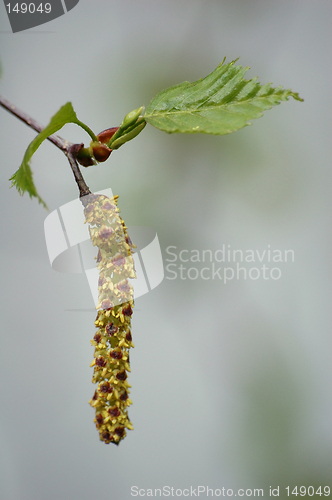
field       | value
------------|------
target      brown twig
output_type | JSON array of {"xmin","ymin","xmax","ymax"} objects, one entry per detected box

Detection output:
[
  {"xmin": 0, "ymin": 95, "xmax": 91, "ymax": 196},
  {"xmin": 67, "ymin": 144, "xmax": 91, "ymax": 198}
]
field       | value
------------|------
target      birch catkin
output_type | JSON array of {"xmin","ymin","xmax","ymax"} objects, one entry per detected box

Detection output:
[{"xmin": 84, "ymin": 193, "xmax": 136, "ymax": 445}]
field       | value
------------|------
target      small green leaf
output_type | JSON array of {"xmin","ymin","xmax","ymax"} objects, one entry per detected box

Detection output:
[
  {"xmin": 9, "ymin": 159, "xmax": 47, "ymax": 208},
  {"xmin": 9, "ymin": 102, "xmax": 97, "ymax": 208},
  {"xmin": 110, "ymin": 119, "xmax": 146, "ymax": 150},
  {"xmin": 119, "ymin": 106, "xmax": 145, "ymax": 132},
  {"xmin": 144, "ymin": 59, "xmax": 303, "ymax": 135},
  {"xmin": 107, "ymin": 107, "xmax": 146, "ymax": 150}
]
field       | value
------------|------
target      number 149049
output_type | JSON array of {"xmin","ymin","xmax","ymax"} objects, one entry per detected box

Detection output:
[
  {"xmin": 285, "ymin": 486, "xmax": 330, "ymax": 496},
  {"xmin": 6, "ymin": 3, "xmax": 51, "ymax": 14}
]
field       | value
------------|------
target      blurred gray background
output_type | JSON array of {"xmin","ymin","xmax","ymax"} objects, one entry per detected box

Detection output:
[{"xmin": 0, "ymin": 1, "xmax": 331, "ymax": 499}]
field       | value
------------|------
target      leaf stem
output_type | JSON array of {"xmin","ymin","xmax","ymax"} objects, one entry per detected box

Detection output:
[
  {"xmin": 0, "ymin": 95, "xmax": 91, "ymax": 197},
  {"xmin": 75, "ymin": 119, "xmax": 98, "ymax": 142}
]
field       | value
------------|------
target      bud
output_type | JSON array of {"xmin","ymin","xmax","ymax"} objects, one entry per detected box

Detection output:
[
  {"xmin": 97, "ymin": 127, "xmax": 119, "ymax": 145},
  {"xmin": 111, "ymin": 120, "xmax": 146, "ymax": 150},
  {"xmin": 91, "ymin": 142, "xmax": 112, "ymax": 162},
  {"xmin": 119, "ymin": 106, "xmax": 145, "ymax": 131},
  {"xmin": 74, "ymin": 144, "xmax": 96, "ymax": 167}
]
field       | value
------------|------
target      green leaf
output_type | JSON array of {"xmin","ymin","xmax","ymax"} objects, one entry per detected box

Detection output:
[
  {"xmin": 9, "ymin": 102, "xmax": 97, "ymax": 208},
  {"xmin": 9, "ymin": 160, "xmax": 47, "ymax": 207},
  {"xmin": 144, "ymin": 59, "xmax": 303, "ymax": 135}
]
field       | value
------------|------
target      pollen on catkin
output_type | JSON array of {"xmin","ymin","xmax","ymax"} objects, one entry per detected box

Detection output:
[{"xmin": 83, "ymin": 193, "xmax": 136, "ymax": 445}]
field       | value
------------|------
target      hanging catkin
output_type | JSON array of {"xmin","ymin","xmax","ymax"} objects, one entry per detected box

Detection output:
[{"xmin": 83, "ymin": 193, "xmax": 136, "ymax": 444}]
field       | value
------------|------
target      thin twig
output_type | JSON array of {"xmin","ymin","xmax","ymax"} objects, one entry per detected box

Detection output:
[
  {"xmin": 67, "ymin": 145, "xmax": 91, "ymax": 199},
  {"xmin": 0, "ymin": 95, "xmax": 91, "ymax": 196},
  {"xmin": 0, "ymin": 95, "xmax": 68, "ymax": 151}
]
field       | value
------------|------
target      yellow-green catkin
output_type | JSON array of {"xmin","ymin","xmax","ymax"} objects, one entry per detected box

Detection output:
[{"xmin": 83, "ymin": 193, "xmax": 136, "ymax": 445}]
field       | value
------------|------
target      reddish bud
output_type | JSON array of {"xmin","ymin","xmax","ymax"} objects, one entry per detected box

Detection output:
[
  {"xmin": 77, "ymin": 155, "xmax": 95, "ymax": 167},
  {"xmin": 95, "ymin": 356, "xmax": 107, "ymax": 367},
  {"xmin": 102, "ymin": 430, "xmax": 111, "ymax": 441},
  {"xmin": 120, "ymin": 391, "xmax": 128, "ymax": 401},
  {"xmin": 105, "ymin": 323, "xmax": 118, "ymax": 336},
  {"xmin": 117, "ymin": 280, "xmax": 131, "ymax": 293},
  {"xmin": 122, "ymin": 304, "xmax": 133, "ymax": 317},
  {"xmin": 112, "ymin": 255, "xmax": 126, "ymax": 267},
  {"xmin": 102, "ymin": 201, "xmax": 117, "ymax": 211},
  {"xmin": 93, "ymin": 333, "xmax": 102, "ymax": 343},
  {"xmin": 97, "ymin": 127, "xmax": 119, "ymax": 144},
  {"xmin": 114, "ymin": 427, "xmax": 125, "ymax": 437},
  {"xmin": 96, "ymin": 414, "xmax": 104, "ymax": 425},
  {"xmin": 110, "ymin": 350, "xmax": 123, "ymax": 360},
  {"xmin": 91, "ymin": 142, "xmax": 112, "ymax": 162},
  {"xmin": 125, "ymin": 234, "xmax": 134, "ymax": 247},
  {"xmin": 116, "ymin": 370, "xmax": 127, "ymax": 381},
  {"xmin": 108, "ymin": 406, "xmax": 121, "ymax": 418},
  {"xmin": 75, "ymin": 144, "xmax": 96, "ymax": 167},
  {"xmin": 100, "ymin": 382, "xmax": 113, "ymax": 394},
  {"xmin": 98, "ymin": 276, "xmax": 106, "ymax": 287},
  {"xmin": 101, "ymin": 299, "xmax": 114, "ymax": 310},
  {"xmin": 99, "ymin": 226, "xmax": 113, "ymax": 240}
]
